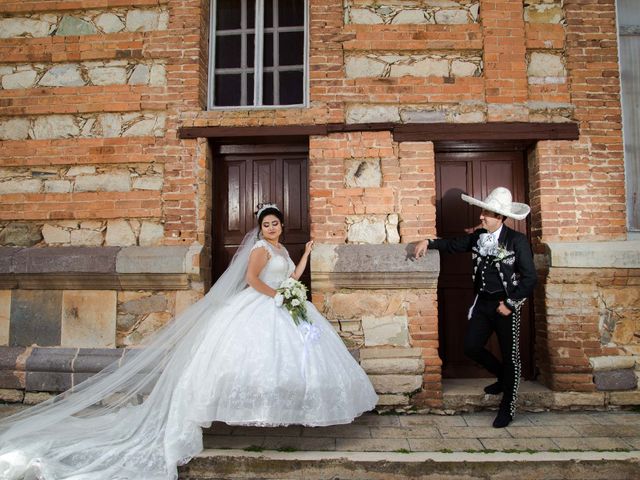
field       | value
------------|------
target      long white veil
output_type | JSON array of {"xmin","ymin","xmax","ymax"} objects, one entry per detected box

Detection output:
[{"xmin": 0, "ymin": 228, "xmax": 260, "ymax": 480}]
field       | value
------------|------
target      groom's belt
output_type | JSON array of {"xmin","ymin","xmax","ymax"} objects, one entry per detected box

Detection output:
[{"xmin": 477, "ymin": 291, "xmax": 507, "ymax": 301}]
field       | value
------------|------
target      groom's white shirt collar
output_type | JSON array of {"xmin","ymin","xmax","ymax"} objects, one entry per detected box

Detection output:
[{"xmin": 490, "ymin": 224, "xmax": 504, "ymax": 242}]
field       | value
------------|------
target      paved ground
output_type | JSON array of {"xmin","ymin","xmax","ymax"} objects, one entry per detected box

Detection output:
[{"xmin": 202, "ymin": 410, "xmax": 640, "ymax": 453}]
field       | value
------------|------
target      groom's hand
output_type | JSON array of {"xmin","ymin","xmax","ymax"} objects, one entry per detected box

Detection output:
[
  {"xmin": 414, "ymin": 239, "xmax": 428, "ymax": 258},
  {"xmin": 497, "ymin": 301, "xmax": 512, "ymax": 316}
]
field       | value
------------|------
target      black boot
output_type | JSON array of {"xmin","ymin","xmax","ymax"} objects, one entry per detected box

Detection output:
[
  {"xmin": 483, "ymin": 381, "xmax": 503, "ymax": 395},
  {"xmin": 492, "ymin": 408, "xmax": 513, "ymax": 428}
]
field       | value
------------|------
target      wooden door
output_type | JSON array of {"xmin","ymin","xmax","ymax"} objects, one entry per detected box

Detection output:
[
  {"xmin": 436, "ymin": 149, "xmax": 534, "ymax": 379},
  {"xmin": 213, "ymin": 142, "xmax": 310, "ymax": 286}
]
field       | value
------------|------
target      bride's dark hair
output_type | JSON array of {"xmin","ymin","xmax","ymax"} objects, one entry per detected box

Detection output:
[{"xmin": 257, "ymin": 205, "xmax": 284, "ymax": 225}]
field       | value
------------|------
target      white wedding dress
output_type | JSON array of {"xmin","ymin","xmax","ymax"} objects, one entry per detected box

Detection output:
[{"xmin": 0, "ymin": 231, "xmax": 378, "ymax": 480}]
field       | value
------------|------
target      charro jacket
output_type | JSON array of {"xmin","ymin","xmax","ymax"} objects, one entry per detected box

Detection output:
[{"xmin": 428, "ymin": 225, "xmax": 537, "ymax": 312}]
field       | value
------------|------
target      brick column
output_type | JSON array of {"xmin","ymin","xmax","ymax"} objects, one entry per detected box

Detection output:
[{"xmin": 481, "ymin": 0, "xmax": 528, "ymax": 121}]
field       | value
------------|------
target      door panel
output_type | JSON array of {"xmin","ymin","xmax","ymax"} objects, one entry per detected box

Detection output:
[
  {"xmin": 436, "ymin": 150, "xmax": 534, "ymax": 379},
  {"xmin": 213, "ymin": 143, "xmax": 310, "ymax": 288}
]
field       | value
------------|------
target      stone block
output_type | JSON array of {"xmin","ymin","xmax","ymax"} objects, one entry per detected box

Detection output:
[
  {"xmin": 149, "ymin": 64, "xmax": 166, "ymax": 86},
  {"xmin": 56, "ymin": 16, "xmax": 97, "ymax": 36},
  {"xmin": 435, "ymin": 9, "xmax": 468, "ymax": 24},
  {"xmin": 44, "ymin": 180, "xmax": 71, "ymax": 193},
  {"xmin": 122, "ymin": 116, "xmax": 165, "ymax": 137},
  {"xmin": 10, "ymin": 290, "xmax": 62, "ymax": 347},
  {"xmin": 25, "ymin": 347, "xmax": 76, "ymax": 372},
  {"xmin": 594, "ymin": 369, "xmax": 637, "ymax": 391},
  {"xmin": 390, "ymin": 58, "xmax": 449, "ymax": 78},
  {"xmin": 42, "ymin": 224, "xmax": 70, "ymax": 244},
  {"xmin": 346, "ymin": 105, "xmax": 400, "ymax": 124},
  {"xmin": 176, "ymin": 289, "xmax": 202, "ymax": 317},
  {"xmin": 344, "ymin": 56, "xmax": 385, "ymax": 78},
  {"xmin": 24, "ymin": 392, "xmax": 54, "ymax": 405},
  {"xmin": 375, "ymin": 393, "xmax": 410, "ymax": 406},
  {"xmin": 349, "ymin": 9, "xmax": 383, "ymax": 24},
  {"xmin": 609, "ymin": 390, "xmax": 640, "ymax": 405},
  {"xmin": 95, "ymin": 12, "xmax": 125, "ymax": 33},
  {"xmin": 362, "ymin": 315, "xmax": 410, "ymax": 347},
  {"xmin": 0, "ymin": 223, "xmax": 42, "ymax": 247},
  {"xmin": 590, "ymin": 355, "xmax": 636, "ymax": 372},
  {"xmin": 361, "ymin": 357, "xmax": 424, "ymax": 375},
  {"xmin": 32, "ymin": 115, "xmax": 80, "ymax": 139},
  {"xmin": 119, "ymin": 294, "xmax": 168, "ymax": 315},
  {"xmin": 451, "ymin": 60, "xmax": 479, "ymax": 77},
  {"xmin": 132, "ymin": 176, "xmax": 163, "ymax": 190},
  {"xmin": 1, "ymin": 70, "xmax": 37, "ymax": 89},
  {"xmin": 525, "ymin": 4, "xmax": 564, "ymax": 23},
  {"xmin": 399, "ymin": 109, "xmax": 446, "ymax": 123},
  {"xmin": 88, "ymin": 67, "xmax": 127, "ymax": 86},
  {"xmin": 360, "ymin": 347, "xmax": 423, "ymax": 360},
  {"xmin": 26, "ymin": 371, "xmax": 72, "ymax": 392},
  {"xmin": 0, "ymin": 179, "xmax": 41, "ymax": 195},
  {"xmin": 0, "ymin": 388, "xmax": 23, "ymax": 403},
  {"xmin": 73, "ymin": 348, "xmax": 123, "ymax": 373},
  {"xmin": 391, "ymin": 10, "xmax": 428, "ymax": 24},
  {"xmin": 0, "ymin": 18, "xmax": 53, "ymax": 38},
  {"xmin": 70, "ymin": 229, "xmax": 103, "ymax": 246},
  {"xmin": 126, "ymin": 10, "xmax": 161, "ymax": 32},
  {"xmin": 453, "ymin": 111, "xmax": 485, "ymax": 123},
  {"xmin": 528, "ymin": 52, "xmax": 565, "ymax": 78},
  {"xmin": 39, "ymin": 65, "xmax": 84, "ymax": 87},
  {"xmin": 128, "ymin": 64, "xmax": 150, "ymax": 85},
  {"xmin": 66, "ymin": 166, "xmax": 96, "ymax": 176},
  {"xmin": 347, "ymin": 217, "xmax": 386, "ymax": 244},
  {"xmin": 139, "ymin": 221, "xmax": 164, "ymax": 246},
  {"xmin": 105, "ymin": 219, "xmax": 136, "ymax": 246},
  {"xmin": 547, "ymin": 240, "xmax": 640, "ymax": 268},
  {"xmin": 369, "ymin": 374, "xmax": 422, "ymax": 394},
  {"xmin": 344, "ymin": 159, "xmax": 381, "ymax": 188},
  {"xmin": 116, "ymin": 247, "xmax": 188, "ymax": 273},
  {"xmin": 13, "ymin": 247, "xmax": 119, "ymax": 274},
  {"xmin": 551, "ymin": 392, "xmax": 605, "ymax": 408},
  {"xmin": 0, "ymin": 118, "xmax": 30, "ymax": 140},
  {"xmin": 0, "ymin": 291, "xmax": 10, "ymax": 346},
  {"xmin": 61, "ymin": 291, "xmax": 117, "ymax": 348},
  {"xmin": 117, "ymin": 311, "xmax": 172, "ymax": 346},
  {"xmin": 75, "ymin": 172, "xmax": 131, "ymax": 192}
]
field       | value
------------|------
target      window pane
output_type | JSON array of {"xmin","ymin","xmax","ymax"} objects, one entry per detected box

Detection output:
[
  {"xmin": 248, "ymin": 33, "xmax": 255, "ymax": 68},
  {"xmin": 215, "ymin": 35, "xmax": 242, "ymax": 69},
  {"xmin": 264, "ymin": 32, "xmax": 274, "ymax": 67},
  {"xmin": 279, "ymin": 0, "xmax": 305, "ymax": 27},
  {"xmin": 247, "ymin": 0, "xmax": 256, "ymax": 28},
  {"xmin": 279, "ymin": 32, "xmax": 304, "ymax": 66},
  {"xmin": 279, "ymin": 70, "xmax": 303, "ymax": 105},
  {"xmin": 265, "ymin": 0, "xmax": 274, "ymax": 28},
  {"xmin": 216, "ymin": 0, "xmax": 241, "ymax": 30},
  {"xmin": 247, "ymin": 73, "xmax": 254, "ymax": 105},
  {"xmin": 263, "ymin": 72, "xmax": 274, "ymax": 105},
  {"xmin": 215, "ymin": 74, "xmax": 241, "ymax": 106}
]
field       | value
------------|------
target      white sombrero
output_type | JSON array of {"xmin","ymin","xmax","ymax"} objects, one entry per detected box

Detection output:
[{"xmin": 461, "ymin": 187, "xmax": 530, "ymax": 221}]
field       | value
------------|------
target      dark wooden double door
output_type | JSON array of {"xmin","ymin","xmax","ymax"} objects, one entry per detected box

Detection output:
[
  {"xmin": 436, "ymin": 149, "xmax": 534, "ymax": 379},
  {"xmin": 213, "ymin": 143, "xmax": 310, "ymax": 286}
]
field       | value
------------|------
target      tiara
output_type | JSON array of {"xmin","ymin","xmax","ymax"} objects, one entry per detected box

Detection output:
[{"xmin": 256, "ymin": 203, "xmax": 279, "ymax": 218}]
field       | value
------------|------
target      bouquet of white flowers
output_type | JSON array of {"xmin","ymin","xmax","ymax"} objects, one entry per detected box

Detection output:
[{"xmin": 275, "ymin": 278, "xmax": 310, "ymax": 325}]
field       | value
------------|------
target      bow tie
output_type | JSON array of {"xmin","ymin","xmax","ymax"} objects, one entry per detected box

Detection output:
[{"xmin": 478, "ymin": 232, "xmax": 498, "ymax": 257}]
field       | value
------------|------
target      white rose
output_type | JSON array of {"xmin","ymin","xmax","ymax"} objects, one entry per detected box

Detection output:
[{"xmin": 291, "ymin": 299, "xmax": 300, "ymax": 306}]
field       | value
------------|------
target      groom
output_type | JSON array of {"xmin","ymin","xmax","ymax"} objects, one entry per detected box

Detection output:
[{"xmin": 414, "ymin": 187, "xmax": 537, "ymax": 428}]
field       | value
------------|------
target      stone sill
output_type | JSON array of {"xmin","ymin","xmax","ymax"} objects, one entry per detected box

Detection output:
[
  {"xmin": 311, "ymin": 244, "xmax": 439, "ymax": 289},
  {"xmin": 545, "ymin": 240, "xmax": 640, "ymax": 269},
  {"xmin": 0, "ymin": 246, "xmax": 198, "ymax": 289}
]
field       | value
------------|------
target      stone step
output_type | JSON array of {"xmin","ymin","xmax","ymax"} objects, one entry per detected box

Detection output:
[{"xmin": 178, "ymin": 450, "xmax": 640, "ymax": 479}]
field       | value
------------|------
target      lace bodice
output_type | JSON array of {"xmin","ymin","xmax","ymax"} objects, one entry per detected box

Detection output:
[{"xmin": 251, "ymin": 240, "xmax": 296, "ymax": 288}]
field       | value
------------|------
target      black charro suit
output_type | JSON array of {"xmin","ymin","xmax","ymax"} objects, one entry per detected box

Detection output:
[{"xmin": 429, "ymin": 225, "xmax": 537, "ymax": 417}]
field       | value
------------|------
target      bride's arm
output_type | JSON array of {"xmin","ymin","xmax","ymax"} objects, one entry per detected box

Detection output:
[
  {"xmin": 246, "ymin": 247, "xmax": 278, "ymax": 297},
  {"xmin": 291, "ymin": 241, "xmax": 313, "ymax": 280}
]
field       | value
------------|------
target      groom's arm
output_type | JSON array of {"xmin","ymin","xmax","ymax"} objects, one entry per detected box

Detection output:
[
  {"xmin": 427, "ymin": 232, "xmax": 477, "ymax": 254},
  {"xmin": 504, "ymin": 235, "xmax": 537, "ymax": 311}
]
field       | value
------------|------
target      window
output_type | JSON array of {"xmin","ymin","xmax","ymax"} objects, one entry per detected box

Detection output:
[
  {"xmin": 209, "ymin": 0, "xmax": 308, "ymax": 109},
  {"xmin": 617, "ymin": 0, "xmax": 640, "ymax": 231}
]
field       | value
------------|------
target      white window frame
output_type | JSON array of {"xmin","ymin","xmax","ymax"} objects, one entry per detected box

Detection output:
[
  {"xmin": 208, "ymin": 0, "xmax": 309, "ymax": 110},
  {"xmin": 616, "ymin": 0, "xmax": 640, "ymax": 234}
]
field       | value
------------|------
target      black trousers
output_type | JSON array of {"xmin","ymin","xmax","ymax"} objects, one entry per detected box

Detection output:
[{"xmin": 463, "ymin": 297, "xmax": 521, "ymax": 416}]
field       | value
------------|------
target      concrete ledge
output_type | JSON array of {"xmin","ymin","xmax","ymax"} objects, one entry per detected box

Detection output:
[
  {"xmin": 0, "ymin": 246, "xmax": 195, "ymax": 289},
  {"xmin": 311, "ymin": 244, "xmax": 439, "ymax": 289},
  {"xmin": 546, "ymin": 240, "xmax": 640, "ymax": 268}
]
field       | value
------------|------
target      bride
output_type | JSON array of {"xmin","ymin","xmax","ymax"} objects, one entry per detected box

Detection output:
[{"xmin": 0, "ymin": 204, "xmax": 378, "ymax": 480}]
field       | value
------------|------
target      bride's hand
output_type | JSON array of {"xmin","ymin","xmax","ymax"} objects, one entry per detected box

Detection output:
[{"xmin": 304, "ymin": 240, "xmax": 314, "ymax": 256}]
